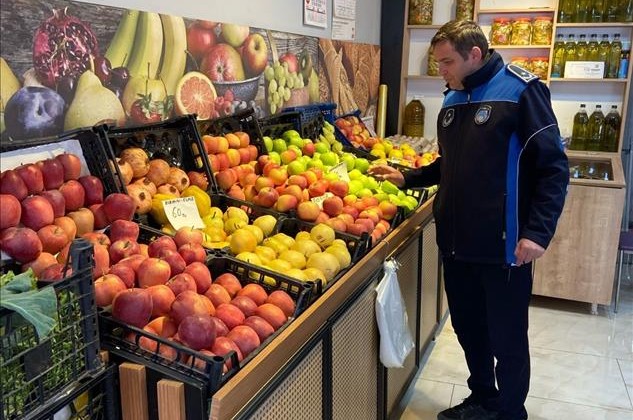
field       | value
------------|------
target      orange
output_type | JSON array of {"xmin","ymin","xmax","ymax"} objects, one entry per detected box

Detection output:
[{"xmin": 174, "ymin": 71, "xmax": 217, "ymax": 119}]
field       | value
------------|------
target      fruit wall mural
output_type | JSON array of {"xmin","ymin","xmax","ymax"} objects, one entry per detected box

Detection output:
[{"xmin": 0, "ymin": 0, "xmax": 380, "ymax": 141}]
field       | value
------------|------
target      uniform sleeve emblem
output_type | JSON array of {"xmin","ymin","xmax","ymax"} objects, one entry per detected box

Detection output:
[
  {"xmin": 474, "ymin": 105, "xmax": 492, "ymax": 125},
  {"xmin": 442, "ymin": 108, "xmax": 455, "ymax": 127},
  {"xmin": 507, "ymin": 64, "xmax": 538, "ymax": 83}
]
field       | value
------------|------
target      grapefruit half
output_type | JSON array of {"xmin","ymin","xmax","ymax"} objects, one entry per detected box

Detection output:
[{"xmin": 175, "ymin": 71, "xmax": 217, "ymax": 119}]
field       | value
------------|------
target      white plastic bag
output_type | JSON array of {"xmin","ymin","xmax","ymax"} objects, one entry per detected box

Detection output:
[{"xmin": 375, "ymin": 259, "xmax": 415, "ymax": 368}]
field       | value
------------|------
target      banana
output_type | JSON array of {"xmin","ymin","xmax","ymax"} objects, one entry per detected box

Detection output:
[
  {"xmin": 158, "ymin": 14, "xmax": 187, "ymax": 96},
  {"xmin": 126, "ymin": 11, "xmax": 164, "ymax": 79},
  {"xmin": 104, "ymin": 9, "xmax": 140, "ymax": 68}
]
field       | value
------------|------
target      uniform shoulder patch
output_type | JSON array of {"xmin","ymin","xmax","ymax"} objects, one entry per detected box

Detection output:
[{"xmin": 507, "ymin": 64, "xmax": 539, "ymax": 83}]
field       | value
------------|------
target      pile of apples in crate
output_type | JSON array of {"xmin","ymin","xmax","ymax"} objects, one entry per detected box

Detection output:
[
  {"xmin": 94, "ymin": 223, "xmax": 297, "ymax": 368},
  {"xmin": 0, "ymin": 152, "xmax": 135, "ymax": 279}
]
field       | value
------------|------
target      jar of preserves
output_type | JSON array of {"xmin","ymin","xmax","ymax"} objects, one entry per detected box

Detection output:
[
  {"xmin": 491, "ymin": 18, "xmax": 512, "ymax": 45},
  {"xmin": 510, "ymin": 56, "xmax": 531, "ymax": 71},
  {"xmin": 511, "ymin": 18, "xmax": 532, "ymax": 45},
  {"xmin": 530, "ymin": 57, "xmax": 549, "ymax": 79},
  {"xmin": 532, "ymin": 16, "xmax": 553, "ymax": 45},
  {"xmin": 408, "ymin": 0, "xmax": 433, "ymax": 25},
  {"xmin": 456, "ymin": 0, "xmax": 475, "ymax": 20},
  {"xmin": 427, "ymin": 47, "xmax": 439, "ymax": 76}
]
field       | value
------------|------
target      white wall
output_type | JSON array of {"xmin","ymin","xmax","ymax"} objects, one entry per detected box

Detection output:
[{"xmin": 74, "ymin": 0, "xmax": 381, "ymax": 44}]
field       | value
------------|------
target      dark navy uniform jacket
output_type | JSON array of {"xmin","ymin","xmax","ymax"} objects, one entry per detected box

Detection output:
[{"xmin": 403, "ymin": 51, "xmax": 569, "ymax": 265}]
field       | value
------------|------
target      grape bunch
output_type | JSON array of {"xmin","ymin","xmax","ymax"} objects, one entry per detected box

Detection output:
[{"xmin": 264, "ymin": 60, "xmax": 304, "ymax": 114}]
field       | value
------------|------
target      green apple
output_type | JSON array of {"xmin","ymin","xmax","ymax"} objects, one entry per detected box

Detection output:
[
  {"xmin": 348, "ymin": 169, "xmax": 363, "ymax": 180},
  {"xmin": 319, "ymin": 151, "xmax": 339, "ymax": 167},
  {"xmin": 323, "ymin": 172, "xmax": 339, "ymax": 182},
  {"xmin": 288, "ymin": 145, "xmax": 302, "ymax": 157},
  {"xmin": 268, "ymin": 151, "xmax": 281, "ymax": 165},
  {"xmin": 341, "ymin": 153, "xmax": 355, "ymax": 171},
  {"xmin": 374, "ymin": 192, "xmax": 389, "ymax": 202},
  {"xmin": 357, "ymin": 188, "xmax": 373, "ymax": 198},
  {"xmin": 263, "ymin": 136, "xmax": 274, "ymax": 153},
  {"xmin": 221, "ymin": 23, "xmax": 250, "ymax": 48},
  {"xmin": 353, "ymin": 158, "xmax": 370, "ymax": 174},
  {"xmin": 348, "ymin": 179, "xmax": 364, "ymax": 195},
  {"xmin": 332, "ymin": 142, "xmax": 343, "ymax": 153},
  {"xmin": 287, "ymin": 160, "xmax": 307, "ymax": 175},
  {"xmin": 403, "ymin": 195, "xmax": 419, "ymax": 210},
  {"xmin": 289, "ymin": 137, "xmax": 305, "ymax": 149},
  {"xmin": 307, "ymin": 159, "xmax": 324, "ymax": 170},
  {"xmin": 282, "ymin": 129, "xmax": 301, "ymax": 142},
  {"xmin": 363, "ymin": 176, "xmax": 380, "ymax": 191},
  {"xmin": 273, "ymin": 138, "xmax": 287, "ymax": 153},
  {"xmin": 315, "ymin": 142, "xmax": 330, "ymax": 154}
]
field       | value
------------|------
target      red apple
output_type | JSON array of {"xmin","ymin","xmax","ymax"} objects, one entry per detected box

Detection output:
[
  {"xmin": 265, "ymin": 290, "xmax": 296, "ymax": 317},
  {"xmin": 55, "ymin": 153, "xmax": 82, "ymax": 180},
  {"xmin": 241, "ymin": 33, "xmax": 268, "ymax": 77},
  {"xmin": 287, "ymin": 174, "xmax": 308, "ymax": 189},
  {"xmin": 178, "ymin": 314, "xmax": 217, "ymax": 350},
  {"xmin": 37, "ymin": 225, "xmax": 70, "ymax": 254},
  {"xmin": 209, "ymin": 316, "xmax": 229, "ymax": 337},
  {"xmin": 254, "ymin": 303, "xmax": 287, "ymax": 330},
  {"xmin": 109, "ymin": 219, "xmax": 140, "ymax": 243},
  {"xmin": 22, "ymin": 251, "xmax": 57, "ymax": 277},
  {"xmin": 37, "ymin": 158, "xmax": 64, "ymax": 189},
  {"xmin": 38, "ymin": 189, "xmax": 66, "ymax": 218},
  {"xmin": 186, "ymin": 20, "xmax": 218, "ymax": 60},
  {"xmin": 167, "ymin": 272, "xmax": 197, "ymax": 296},
  {"xmin": 174, "ymin": 226, "xmax": 205, "ymax": 248},
  {"xmin": 109, "ymin": 239, "xmax": 141, "ymax": 264},
  {"xmin": 213, "ymin": 273, "xmax": 242, "ymax": 298},
  {"xmin": 146, "ymin": 285, "xmax": 177, "ymax": 318},
  {"xmin": 118, "ymin": 254, "xmax": 147, "ymax": 274},
  {"xmin": 204, "ymin": 283, "xmax": 232, "ymax": 307},
  {"xmin": 328, "ymin": 180, "xmax": 349, "ymax": 198},
  {"xmin": 274, "ymin": 194, "xmax": 299, "ymax": 212},
  {"xmin": 211, "ymin": 336, "xmax": 243, "ymax": 367},
  {"xmin": 108, "ymin": 263, "xmax": 136, "ymax": 288},
  {"xmin": 146, "ymin": 315, "xmax": 178, "ymax": 338},
  {"xmin": 296, "ymin": 201, "xmax": 320, "ymax": 222},
  {"xmin": 0, "ymin": 169, "xmax": 28, "ymax": 200},
  {"xmin": 237, "ymin": 283, "xmax": 268, "ymax": 306},
  {"xmin": 216, "ymin": 169, "xmax": 238, "ymax": 191},
  {"xmin": 39, "ymin": 262, "xmax": 69, "ymax": 282},
  {"xmin": 170, "ymin": 290, "xmax": 212, "ymax": 324},
  {"xmin": 230, "ymin": 295, "xmax": 258, "ymax": 317},
  {"xmin": 89, "ymin": 203, "xmax": 109, "ymax": 230},
  {"xmin": 21, "ymin": 195, "xmax": 54, "ymax": 231},
  {"xmin": 137, "ymin": 257, "xmax": 172, "ymax": 288},
  {"xmin": 92, "ymin": 244, "xmax": 110, "ymax": 279},
  {"xmin": 59, "ymin": 180, "xmax": 85, "ymax": 211},
  {"xmin": 178, "ymin": 243, "xmax": 207, "ymax": 265},
  {"xmin": 226, "ymin": 325, "xmax": 260, "ymax": 357},
  {"xmin": 252, "ymin": 186, "xmax": 279, "ymax": 208},
  {"xmin": 187, "ymin": 171, "xmax": 209, "ymax": 191},
  {"xmin": 112, "ymin": 288, "xmax": 153, "ymax": 328},
  {"xmin": 94, "ymin": 274, "xmax": 127, "ymax": 307},
  {"xmin": 0, "ymin": 194, "xmax": 21, "ymax": 229},
  {"xmin": 323, "ymin": 196, "xmax": 344, "ymax": 217},
  {"xmin": 184, "ymin": 261, "xmax": 212, "ymax": 294},
  {"xmin": 215, "ymin": 303, "xmax": 245, "ymax": 330},
  {"xmin": 158, "ymin": 249, "xmax": 187, "ymax": 275},
  {"xmin": 102, "ymin": 193, "xmax": 135, "ymax": 223},
  {"xmin": 279, "ymin": 52, "xmax": 300, "ymax": 74},
  {"xmin": 78, "ymin": 175, "xmax": 104, "ymax": 205},
  {"xmin": 16, "ymin": 164, "xmax": 44, "ymax": 194},
  {"xmin": 200, "ymin": 43, "xmax": 246, "ymax": 82},
  {"xmin": 81, "ymin": 231, "xmax": 111, "ymax": 248},
  {"xmin": 148, "ymin": 235, "xmax": 178, "ymax": 258},
  {"xmin": 243, "ymin": 315, "xmax": 275, "ymax": 342}
]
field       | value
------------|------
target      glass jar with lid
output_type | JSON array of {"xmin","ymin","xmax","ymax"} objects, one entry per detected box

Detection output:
[
  {"xmin": 511, "ymin": 18, "xmax": 532, "ymax": 45},
  {"xmin": 427, "ymin": 46, "xmax": 439, "ymax": 76},
  {"xmin": 530, "ymin": 57, "xmax": 549, "ymax": 79},
  {"xmin": 491, "ymin": 18, "xmax": 512, "ymax": 45},
  {"xmin": 532, "ymin": 16, "xmax": 553, "ymax": 45},
  {"xmin": 455, "ymin": 0, "xmax": 475, "ymax": 20},
  {"xmin": 408, "ymin": 0, "xmax": 433, "ymax": 25}
]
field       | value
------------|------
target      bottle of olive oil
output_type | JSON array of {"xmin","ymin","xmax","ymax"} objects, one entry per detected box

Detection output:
[
  {"xmin": 576, "ymin": 34, "xmax": 588, "ymax": 61},
  {"xmin": 598, "ymin": 34, "xmax": 611, "ymax": 77},
  {"xmin": 551, "ymin": 34, "xmax": 566, "ymax": 77},
  {"xmin": 587, "ymin": 34, "xmax": 600, "ymax": 61},
  {"xmin": 603, "ymin": 105, "xmax": 621, "ymax": 152},
  {"xmin": 587, "ymin": 104, "xmax": 605, "ymax": 151},
  {"xmin": 571, "ymin": 104, "xmax": 589, "ymax": 150},
  {"xmin": 608, "ymin": 33, "xmax": 622, "ymax": 78},
  {"xmin": 564, "ymin": 34, "xmax": 578, "ymax": 64}
]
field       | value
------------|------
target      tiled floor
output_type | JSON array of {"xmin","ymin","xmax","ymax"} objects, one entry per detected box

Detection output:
[{"xmin": 400, "ymin": 275, "xmax": 633, "ymax": 420}]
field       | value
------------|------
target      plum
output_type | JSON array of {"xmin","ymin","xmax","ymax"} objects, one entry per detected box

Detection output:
[{"xmin": 4, "ymin": 86, "xmax": 65, "ymax": 140}]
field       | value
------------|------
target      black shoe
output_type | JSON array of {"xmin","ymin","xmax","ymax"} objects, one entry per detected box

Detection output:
[{"xmin": 437, "ymin": 397, "xmax": 498, "ymax": 420}]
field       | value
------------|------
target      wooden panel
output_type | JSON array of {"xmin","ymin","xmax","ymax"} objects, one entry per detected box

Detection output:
[
  {"xmin": 119, "ymin": 363, "xmax": 149, "ymax": 420},
  {"xmin": 157, "ymin": 380, "xmax": 185, "ymax": 420},
  {"xmin": 331, "ymin": 275, "xmax": 380, "ymax": 420},
  {"xmin": 533, "ymin": 184, "xmax": 625, "ymax": 304},
  {"xmin": 420, "ymin": 221, "xmax": 439, "ymax": 351}
]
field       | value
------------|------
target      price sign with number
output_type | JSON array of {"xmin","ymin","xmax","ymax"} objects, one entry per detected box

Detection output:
[
  {"xmin": 162, "ymin": 197, "xmax": 205, "ymax": 230},
  {"xmin": 329, "ymin": 162, "xmax": 350, "ymax": 182},
  {"xmin": 311, "ymin": 192, "xmax": 335, "ymax": 209}
]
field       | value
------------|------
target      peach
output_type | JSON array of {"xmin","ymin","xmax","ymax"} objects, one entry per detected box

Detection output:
[
  {"xmin": 255, "ymin": 303, "xmax": 287, "ymax": 330},
  {"xmin": 146, "ymin": 285, "xmax": 176, "ymax": 317}
]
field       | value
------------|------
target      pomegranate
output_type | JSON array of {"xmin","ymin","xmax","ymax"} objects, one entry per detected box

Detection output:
[{"xmin": 32, "ymin": 8, "xmax": 99, "ymax": 88}]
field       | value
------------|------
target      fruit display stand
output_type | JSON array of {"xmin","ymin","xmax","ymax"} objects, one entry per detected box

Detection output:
[{"xmin": 206, "ymin": 195, "xmax": 440, "ymax": 419}]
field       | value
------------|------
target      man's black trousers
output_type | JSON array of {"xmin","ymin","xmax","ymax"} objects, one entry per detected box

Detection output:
[{"xmin": 443, "ymin": 258, "xmax": 533, "ymax": 420}]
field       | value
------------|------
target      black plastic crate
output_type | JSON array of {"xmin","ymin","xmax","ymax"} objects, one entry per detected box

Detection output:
[
  {"xmin": 196, "ymin": 107, "xmax": 266, "ymax": 159},
  {"xmin": 98, "ymin": 256, "xmax": 310, "ymax": 419},
  {"xmin": 283, "ymin": 102, "xmax": 337, "ymax": 125},
  {"xmin": 257, "ymin": 111, "xmax": 302, "ymax": 140},
  {"xmin": 0, "ymin": 239, "xmax": 102, "ymax": 420},
  {"xmin": 280, "ymin": 106, "xmax": 324, "ymax": 141},
  {"xmin": 26, "ymin": 364, "xmax": 119, "ymax": 420},
  {"xmin": 0, "ymin": 126, "xmax": 125, "ymax": 195},
  {"xmin": 99, "ymin": 115, "xmax": 216, "ymax": 194},
  {"xmin": 273, "ymin": 217, "xmax": 370, "ymax": 299}
]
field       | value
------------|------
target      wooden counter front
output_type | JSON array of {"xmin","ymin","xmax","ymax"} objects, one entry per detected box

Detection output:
[{"xmin": 209, "ymin": 197, "xmax": 435, "ymax": 419}]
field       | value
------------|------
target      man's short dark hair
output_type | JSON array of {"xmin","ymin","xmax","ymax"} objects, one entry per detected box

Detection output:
[{"xmin": 431, "ymin": 20, "xmax": 489, "ymax": 60}]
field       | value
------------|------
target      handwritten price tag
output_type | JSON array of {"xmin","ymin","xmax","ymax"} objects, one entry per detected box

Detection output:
[
  {"xmin": 311, "ymin": 192, "xmax": 335, "ymax": 209},
  {"xmin": 329, "ymin": 162, "xmax": 350, "ymax": 182},
  {"xmin": 162, "ymin": 197, "xmax": 205, "ymax": 230}
]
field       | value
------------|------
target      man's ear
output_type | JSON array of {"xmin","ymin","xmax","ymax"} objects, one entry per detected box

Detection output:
[{"xmin": 470, "ymin": 46, "xmax": 483, "ymax": 62}]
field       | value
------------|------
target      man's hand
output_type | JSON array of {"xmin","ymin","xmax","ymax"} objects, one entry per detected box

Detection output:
[
  {"xmin": 367, "ymin": 164, "xmax": 405, "ymax": 187},
  {"xmin": 514, "ymin": 238, "xmax": 545, "ymax": 266}
]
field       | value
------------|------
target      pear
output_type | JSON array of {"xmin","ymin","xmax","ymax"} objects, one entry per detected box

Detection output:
[
  {"xmin": 121, "ymin": 75, "xmax": 167, "ymax": 116},
  {"xmin": 1, "ymin": 57, "xmax": 21, "ymax": 112},
  {"xmin": 64, "ymin": 70, "xmax": 126, "ymax": 130},
  {"xmin": 308, "ymin": 69, "xmax": 319, "ymax": 103}
]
